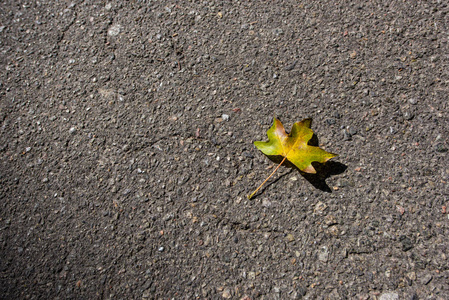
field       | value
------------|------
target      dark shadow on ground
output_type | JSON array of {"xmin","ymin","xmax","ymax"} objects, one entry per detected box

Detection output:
[
  {"xmin": 299, "ymin": 160, "xmax": 347, "ymax": 192},
  {"xmin": 259, "ymin": 156, "xmax": 347, "ymax": 194}
]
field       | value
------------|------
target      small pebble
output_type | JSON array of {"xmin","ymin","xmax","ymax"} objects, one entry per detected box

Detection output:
[
  {"xmin": 314, "ymin": 201, "xmax": 328, "ymax": 212},
  {"xmin": 222, "ymin": 288, "xmax": 231, "ymax": 299},
  {"xmin": 247, "ymin": 272, "xmax": 256, "ymax": 280},
  {"xmin": 348, "ymin": 126, "xmax": 357, "ymax": 136},
  {"xmin": 292, "ymin": 84, "xmax": 298, "ymax": 96},
  {"xmin": 408, "ymin": 98, "xmax": 418, "ymax": 105},
  {"xmin": 158, "ymin": 246, "xmax": 164, "ymax": 252},
  {"xmin": 284, "ymin": 60, "xmax": 297, "ymax": 71},
  {"xmin": 343, "ymin": 129, "xmax": 352, "ymax": 141},
  {"xmin": 262, "ymin": 199, "xmax": 272, "ymax": 208},
  {"xmin": 221, "ymin": 114, "xmax": 229, "ymax": 121},
  {"xmin": 407, "ymin": 272, "xmax": 416, "ymax": 281},
  {"xmin": 379, "ymin": 292, "xmax": 399, "ymax": 300},
  {"xmin": 286, "ymin": 234, "xmax": 295, "ymax": 243},
  {"xmin": 242, "ymin": 151, "xmax": 253, "ymax": 159},
  {"xmin": 403, "ymin": 111, "xmax": 414, "ymax": 120},
  {"xmin": 399, "ymin": 235, "xmax": 413, "ymax": 251},
  {"xmin": 318, "ymin": 246, "xmax": 329, "ymax": 262},
  {"xmin": 108, "ymin": 24, "xmax": 122, "ymax": 36},
  {"xmin": 272, "ymin": 28, "xmax": 283, "ymax": 35},
  {"xmin": 420, "ymin": 274, "xmax": 432, "ymax": 285},
  {"xmin": 325, "ymin": 118, "xmax": 336, "ymax": 125}
]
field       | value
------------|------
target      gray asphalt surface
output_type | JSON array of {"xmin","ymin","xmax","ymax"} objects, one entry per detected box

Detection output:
[{"xmin": 1, "ymin": 1, "xmax": 448, "ymax": 299}]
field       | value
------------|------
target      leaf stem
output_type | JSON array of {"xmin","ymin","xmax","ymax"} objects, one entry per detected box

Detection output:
[{"xmin": 247, "ymin": 157, "xmax": 287, "ymax": 200}]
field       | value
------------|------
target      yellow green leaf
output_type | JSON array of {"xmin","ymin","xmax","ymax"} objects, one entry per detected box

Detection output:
[
  {"xmin": 254, "ymin": 118, "xmax": 337, "ymax": 174},
  {"xmin": 248, "ymin": 117, "xmax": 338, "ymax": 199}
]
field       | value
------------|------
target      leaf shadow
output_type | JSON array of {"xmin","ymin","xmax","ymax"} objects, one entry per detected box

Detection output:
[
  {"xmin": 299, "ymin": 161, "xmax": 347, "ymax": 192},
  {"xmin": 262, "ymin": 155, "xmax": 346, "ymax": 192}
]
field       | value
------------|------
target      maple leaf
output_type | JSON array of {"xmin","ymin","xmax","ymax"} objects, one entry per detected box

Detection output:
[{"xmin": 248, "ymin": 118, "xmax": 337, "ymax": 199}]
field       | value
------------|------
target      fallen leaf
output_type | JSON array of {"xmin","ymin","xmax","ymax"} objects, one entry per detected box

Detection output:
[
  {"xmin": 254, "ymin": 118, "xmax": 336, "ymax": 173},
  {"xmin": 248, "ymin": 118, "xmax": 337, "ymax": 199}
]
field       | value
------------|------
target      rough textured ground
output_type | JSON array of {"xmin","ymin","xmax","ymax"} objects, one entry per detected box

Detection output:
[{"xmin": 1, "ymin": 1, "xmax": 448, "ymax": 299}]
